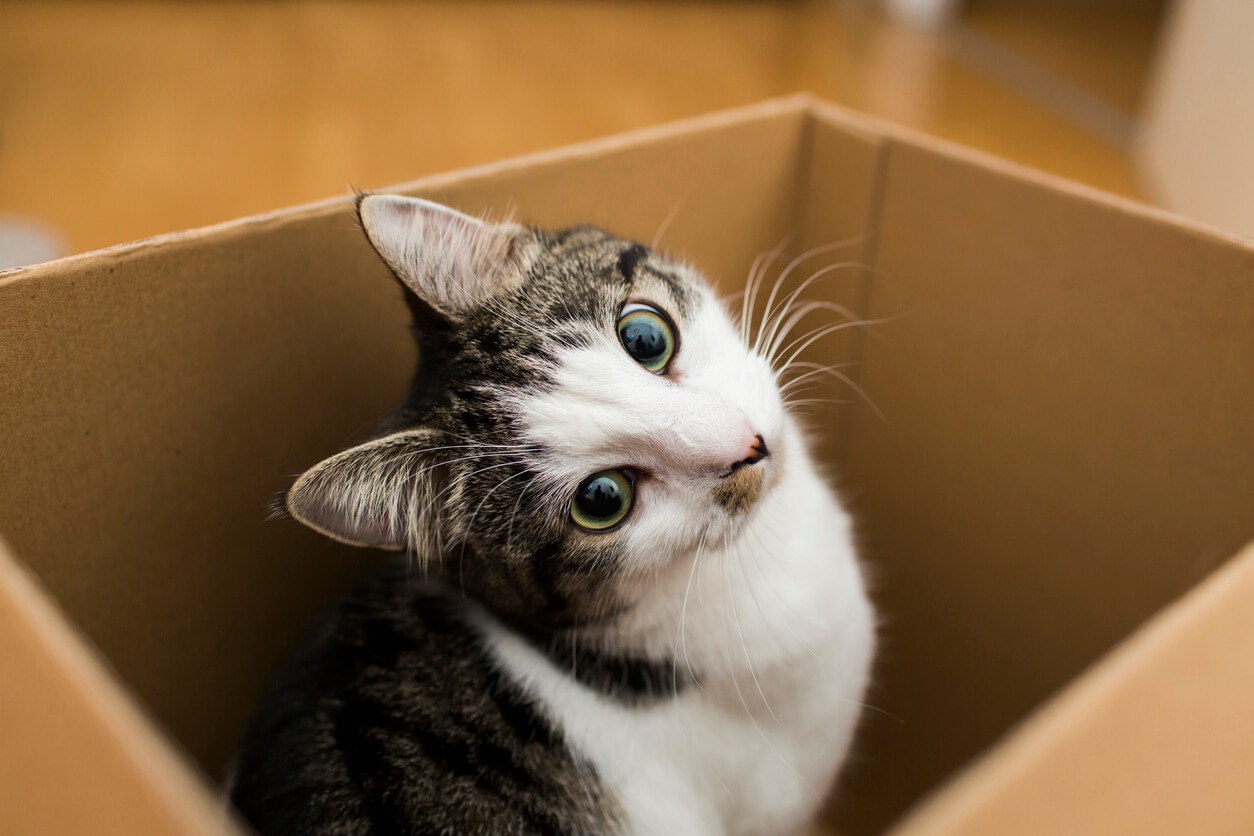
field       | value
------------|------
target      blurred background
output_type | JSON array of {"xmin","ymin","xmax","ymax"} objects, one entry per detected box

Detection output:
[{"xmin": 2, "ymin": 0, "xmax": 1248, "ymax": 267}]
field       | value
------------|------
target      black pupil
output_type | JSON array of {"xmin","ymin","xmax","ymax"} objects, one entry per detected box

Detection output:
[
  {"xmin": 576, "ymin": 475, "xmax": 623, "ymax": 520},
  {"xmin": 621, "ymin": 316, "xmax": 666, "ymax": 362}
]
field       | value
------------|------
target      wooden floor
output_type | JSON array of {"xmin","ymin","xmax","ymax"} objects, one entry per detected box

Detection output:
[{"xmin": 0, "ymin": 1, "xmax": 1164, "ymax": 259}]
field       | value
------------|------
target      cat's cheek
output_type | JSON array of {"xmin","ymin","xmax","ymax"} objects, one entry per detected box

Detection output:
[
  {"xmin": 612, "ymin": 500, "xmax": 690, "ymax": 573},
  {"xmin": 661, "ymin": 487, "xmax": 723, "ymax": 555}
]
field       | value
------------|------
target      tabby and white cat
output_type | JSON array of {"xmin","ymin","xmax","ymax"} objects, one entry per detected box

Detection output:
[{"xmin": 229, "ymin": 195, "xmax": 875, "ymax": 835}]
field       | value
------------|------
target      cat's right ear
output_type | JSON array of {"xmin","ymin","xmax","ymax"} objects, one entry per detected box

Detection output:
[
  {"xmin": 284, "ymin": 428, "xmax": 448, "ymax": 553},
  {"xmin": 356, "ymin": 194, "xmax": 530, "ymax": 319}
]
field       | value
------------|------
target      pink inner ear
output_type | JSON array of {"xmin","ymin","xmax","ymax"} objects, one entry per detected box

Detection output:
[
  {"xmin": 386, "ymin": 199, "xmax": 416, "ymax": 219},
  {"xmin": 289, "ymin": 486, "xmax": 403, "ymax": 551},
  {"xmin": 284, "ymin": 428, "xmax": 446, "ymax": 553},
  {"xmin": 286, "ymin": 468, "xmax": 407, "ymax": 552},
  {"xmin": 357, "ymin": 194, "xmax": 515, "ymax": 316}
]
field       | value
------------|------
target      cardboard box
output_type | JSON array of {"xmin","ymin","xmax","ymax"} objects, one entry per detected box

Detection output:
[
  {"xmin": 1137, "ymin": 0, "xmax": 1254, "ymax": 238},
  {"xmin": 1, "ymin": 95, "xmax": 1251, "ymax": 834}
]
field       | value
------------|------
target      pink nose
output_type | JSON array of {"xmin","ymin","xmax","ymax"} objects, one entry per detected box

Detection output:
[{"xmin": 732, "ymin": 433, "xmax": 769, "ymax": 470}]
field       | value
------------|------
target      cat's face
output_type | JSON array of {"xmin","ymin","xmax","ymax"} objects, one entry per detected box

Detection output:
[{"xmin": 287, "ymin": 195, "xmax": 790, "ymax": 630}]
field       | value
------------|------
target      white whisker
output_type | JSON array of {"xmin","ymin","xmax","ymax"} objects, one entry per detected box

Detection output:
[
  {"xmin": 674, "ymin": 532, "xmax": 709, "ymax": 695},
  {"xmin": 719, "ymin": 531, "xmax": 818, "ymax": 801},
  {"xmin": 778, "ymin": 361, "xmax": 860, "ymax": 394},
  {"xmin": 651, "ymin": 198, "xmax": 687, "ymax": 251},
  {"xmin": 726, "ymin": 548, "xmax": 780, "ymax": 724},
  {"xmin": 742, "ymin": 236, "xmax": 792, "ymax": 344},
  {"xmin": 764, "ymin": 300, "xmax": 859, "ymax": 367},
  {"xmin": 754, "ymin": 244, "xmax": 861, "ymax": 356},
  {"xmin": 456, "ymin": 467, "xmax": 531, "ymax": 595},
  {"xmin": 776, "ymin": 316, "xmax": 895, "ymax": 374}
]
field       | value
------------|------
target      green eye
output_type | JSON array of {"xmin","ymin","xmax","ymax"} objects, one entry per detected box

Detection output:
[
  {"xmin": 617, "ymin": 304, "xmax": 675, "ymax": 373},
  {"xmin": 571, "ymin": 470, "xmax": 634, "ymax": 531}
]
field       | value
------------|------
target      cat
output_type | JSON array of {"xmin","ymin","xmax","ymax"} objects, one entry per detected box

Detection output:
[{"xmin": 228, "ymin": 194, "xmax": 876, "ymax": 835}]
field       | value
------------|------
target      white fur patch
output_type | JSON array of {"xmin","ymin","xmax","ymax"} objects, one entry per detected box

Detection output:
[
  {"xmin": 516, "ymin": 286, "xmax": 787, "ymax": 570},
  {"xmin": 504, "ymin": 280, "xmax": 876, "ymax": 833},
  {"xmin": 480, "ymin": 456, "xmax": 874, "ymax": 835}
]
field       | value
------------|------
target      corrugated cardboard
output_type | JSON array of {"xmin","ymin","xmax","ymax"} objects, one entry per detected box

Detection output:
[{"xmin": 1, "ymin": 95, "xmax": 1251, "ymax": 834}]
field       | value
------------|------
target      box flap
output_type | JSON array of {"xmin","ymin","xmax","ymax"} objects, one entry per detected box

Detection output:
[
  {"xmin": 896, "ymin": 540, "xmax": 1254, "ymax": 835},
  {"xmin": 0, "ymin": 537, "xmax": 233, "ymax": 835}
]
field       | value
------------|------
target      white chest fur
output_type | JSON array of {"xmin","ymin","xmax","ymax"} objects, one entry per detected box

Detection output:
[{"xmin": 482, "ymin": 462, "xmax": 875, "ymax": 835}]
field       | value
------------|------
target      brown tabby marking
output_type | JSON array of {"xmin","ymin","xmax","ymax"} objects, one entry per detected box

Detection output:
[{"xmin": 713, "ymin": 467, "xmax": 765, "ymax": 516}]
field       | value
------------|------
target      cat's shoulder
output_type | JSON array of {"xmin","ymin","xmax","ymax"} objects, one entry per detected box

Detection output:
[{"xmin": 230, "ymin": 568, "xmax": 617, "ymax": 835}]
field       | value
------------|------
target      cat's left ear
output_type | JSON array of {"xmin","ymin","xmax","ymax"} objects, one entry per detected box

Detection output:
[{"xmin": 356, "ymin": 194, "xmax": 531, "ymax": 318}]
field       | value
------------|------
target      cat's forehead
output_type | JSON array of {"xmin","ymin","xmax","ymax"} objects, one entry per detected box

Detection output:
[{"xmin": 523, "ymin": 227, "xmax": 700, "ymax": 323}]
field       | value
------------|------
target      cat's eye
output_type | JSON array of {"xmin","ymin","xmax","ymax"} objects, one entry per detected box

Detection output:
[
  {"xmin": 617, "ymin": 304, "xmax": 675, "ymax": 374},
  {"xmin": 570, "ymin": 469, "xmax": 634, "ymax": 531}
]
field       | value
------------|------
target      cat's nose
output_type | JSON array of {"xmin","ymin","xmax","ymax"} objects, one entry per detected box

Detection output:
[{"xmin": 732, "ymin": 433, "xmax": 769, "ymax": 470}]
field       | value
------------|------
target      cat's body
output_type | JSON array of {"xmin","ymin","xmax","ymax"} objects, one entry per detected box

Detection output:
[{"xmin": 230, "ymin": 196, "xmax": 874, "ymax": 835}]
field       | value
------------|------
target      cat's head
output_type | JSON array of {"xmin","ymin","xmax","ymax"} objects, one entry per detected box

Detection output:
[{"xmin": 287, "ymin": 195, "xmax": 792, "ymax": 629}]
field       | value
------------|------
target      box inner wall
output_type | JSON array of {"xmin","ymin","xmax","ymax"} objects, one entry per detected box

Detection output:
[{"xmin": 821, "ymin": 110, "xmax": 1254, "ymax": 833}]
